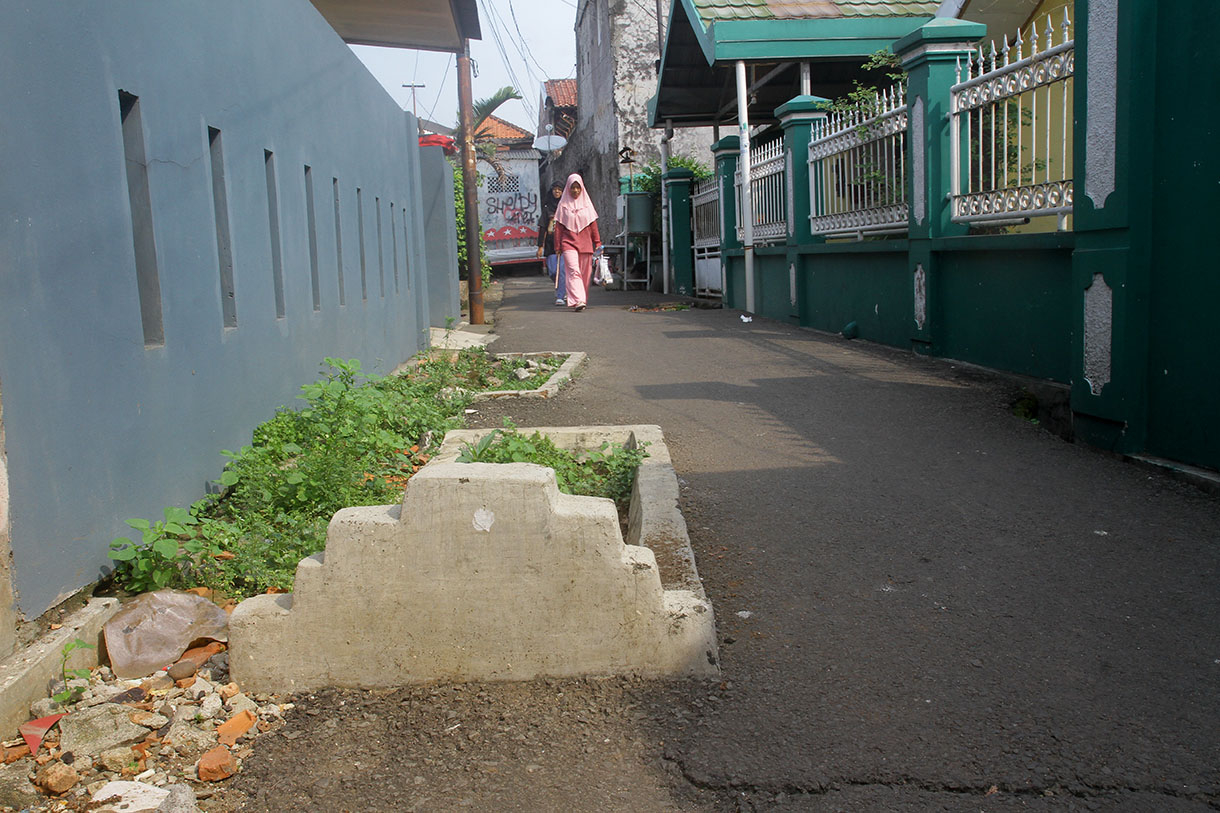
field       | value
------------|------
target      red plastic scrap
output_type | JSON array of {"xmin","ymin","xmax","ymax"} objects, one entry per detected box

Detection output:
[{"xmin": 19, "ymin": 713, "xmax": 65, "ymax": 755}]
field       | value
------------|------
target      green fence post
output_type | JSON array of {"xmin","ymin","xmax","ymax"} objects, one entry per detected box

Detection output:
[
  {"xmin": 713, "ymin": 136, "xmax": 742, "ymax": 308},
  {"xmin": 1068, "ymin": 0, "xmax": 1157, "ymax": 455},
  {"xmin": 664, "ymin": 167, "xmax": 696, "ymax": 296},
  {"xmin": 895, "ymin": 18, "xmax": 986, "ymax": 352},
  {"xmin": 777, "ymin": 96, "xmax": 829, "ymax": 323},
  {"xmin": 776, "ymin": 96, "xmax": 828, "ymax": 247}
]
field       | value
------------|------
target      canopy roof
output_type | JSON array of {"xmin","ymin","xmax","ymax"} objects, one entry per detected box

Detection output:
[
  {"xmin": 308, "ymin": 0, "xmax": 480, "ymax": 52},
  {"xmin": 650, "ymin": 0, "xmax": 936, "ymax": 128}
]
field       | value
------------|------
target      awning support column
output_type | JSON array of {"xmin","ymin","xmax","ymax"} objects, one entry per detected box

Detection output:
[{"xmin": 736, "ymin": 60, "xmax": 755, "ymax": 314}]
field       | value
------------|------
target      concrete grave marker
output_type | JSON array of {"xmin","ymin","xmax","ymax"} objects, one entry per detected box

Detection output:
[{"xmin": 230, "ymin": 426, "xmax": 717, "ymax": 691}]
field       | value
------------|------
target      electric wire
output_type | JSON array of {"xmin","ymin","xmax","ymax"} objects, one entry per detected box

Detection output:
[
  {"xmin": 476, "ymin": 0, "xmax": 539, "ymax": 122},
  {"xmin": 425, "ymin": 54, "xmax": 454, "ymax": 124},
  {"xmin": 508, "ymin": 0, "xmax": 553, "ymax": 79},
  {"xmin": 481, "ymin": 0, "xmax": 541, "ymax": 97}
]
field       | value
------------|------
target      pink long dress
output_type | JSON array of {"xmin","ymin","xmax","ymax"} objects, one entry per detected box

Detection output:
[
  {"xmin": 555, "ymin": 219, "xmax": 602, "ymax": 308},
  {"xmin": 552, "ymin": 173, "xmax": 602, "ymax": 309}
]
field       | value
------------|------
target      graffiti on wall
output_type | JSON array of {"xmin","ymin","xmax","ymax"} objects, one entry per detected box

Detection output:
[
  {"xmin": 478, "ymin": 160, "xmax": 541, "ymax": 240},
  {"xmin": 485, "ymin": 189, "xmax": 539, "ymax": 227}
]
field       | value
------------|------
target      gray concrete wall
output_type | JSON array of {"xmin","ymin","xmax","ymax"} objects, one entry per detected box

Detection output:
[
  {"xmin": 0, "ymin": 1, "xmax": 443, "ymax": 618},
  {"xmin": 0, "ymin": 384, "xmax": 15, "ymax": 656},
  {"xmin": 613, "ymin": 0, "xmax": 713, "ymax": 171},
  {"xmin": 421, "ymin": 148, "xmax": 461, "ymax": 328},
  {"xmin": 561, "ymin": 0, "xmax": 714, "ymax": 243},
  {"xmin": 560, "ymin": 0, "xmax": 624, "ymax": 238}
]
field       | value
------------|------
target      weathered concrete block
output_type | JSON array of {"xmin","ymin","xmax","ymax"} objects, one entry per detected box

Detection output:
[{"xmin": 230, "ymin": 426, "xmax": 717, "ymax": 691}]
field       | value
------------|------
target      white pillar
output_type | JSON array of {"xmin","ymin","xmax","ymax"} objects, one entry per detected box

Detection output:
[
  {"xmin": 736, "ymin": 60, "xmax": 755, "ymax": 314},
  {"xmin": 660, "ymin": 124, "xmax": 671, "ymax": 295}
]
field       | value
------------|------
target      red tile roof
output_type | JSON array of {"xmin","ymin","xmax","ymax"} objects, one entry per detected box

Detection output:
[
  {"xmin": 481, "ymin": 115, "xmax": 533, "ymax": 141},
  {"xmin": 544, "ymin": 79, "xmax": 577, "ymax": 109}
]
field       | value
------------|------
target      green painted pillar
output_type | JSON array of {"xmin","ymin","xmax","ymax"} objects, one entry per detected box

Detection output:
[
  {"xmin": 776, "ymin": 96, "xmax": 829, "ymax": 247},
  {"xmin": 777, "ymin": 96, "xmax": 829, "ymax": 324},
  {"xmin": 1068, "ymin": 0, "xmax": 1156, "ymax": 455},
  {"xmin": 712, "ymin": 136, "xmax": 742, "ymax": 308},
  {"xmin": 894, "ymin": 18, "xmax": 985, "ymax": 351},
  {"xmin": 664, "ymin": 167, "xmax": 696, "ymax": 297}
]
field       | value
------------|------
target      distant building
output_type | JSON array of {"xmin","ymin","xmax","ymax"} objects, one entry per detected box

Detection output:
[
  {"xmin": 555, "ymin": 0, "xmax": 714, "ymax": 242},
  {"xmin": 477, "ymin": 117, "xmax": 542, "ymax": 268}
]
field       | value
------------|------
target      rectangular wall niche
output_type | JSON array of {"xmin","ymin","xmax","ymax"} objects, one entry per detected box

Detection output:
[
  {"xmin": 208, "ymin": 127, "xmax": 237, "ymax": 328},
  {"xmin": 333, "ymin": 178, "xmax": 346, "ymax": 306},
  {"xmin": 357, "ymin": 187, "xmax": 367, "ymax": 302},
  {"xmin": 265, "ymin": 150, "xmax": 286, "ymax": 319},
  {"xmin": 118, "ymin": 91, "xmax": 164, "ymax": 346},
  {"xmin": 305, "ymin": 166, "xmax": 320, "ymax": 312}
]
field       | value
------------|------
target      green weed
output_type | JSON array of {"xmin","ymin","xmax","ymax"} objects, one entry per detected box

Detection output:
[
  {"xmin": 50, "ymin": 638, "xmax": 95, "ymax": 707},
  {"xmin": 457, "ymin": 420, "xmax": 649, "ymax": 513}
]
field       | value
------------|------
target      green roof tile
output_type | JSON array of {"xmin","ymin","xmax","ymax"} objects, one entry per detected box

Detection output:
[{"xmin": 691, "ymin": 0, "xmax": 938, "ymax": 22}]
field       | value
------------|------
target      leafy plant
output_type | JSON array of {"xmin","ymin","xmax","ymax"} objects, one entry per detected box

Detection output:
[
  {"xmin": 450, "ymin": 158, "xmax": 492, "ymax": 287},
  {"xmin": 632, "ymin": 155, "xmax": 714, "ymax": 235},
  {"xmin": 50, "ymin": 638, "xmax": 95, "ymax": 706},
  {"xmin": 456, "ymin": 430, "xmax": 502, "ymax": 463},
  {"xmin": 108, "ymin": 506, "xmax": 205, "ymax": 592},
  {"xmin": 456, "ymin": 421, "xmax": 649, "ymax": 513},
  {"xmin": 107, "ymin": 352, "xmax": 569, "ymax": 601}
]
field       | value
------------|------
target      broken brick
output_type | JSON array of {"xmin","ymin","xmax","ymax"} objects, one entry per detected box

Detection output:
[
  {"xmin": 216, "ymin": 710, "xmax": 256, "ymax": 747},
  {"xmin": 196, "ymin": 746, "xmax": 237, "ymax": 781},
  {"xmin": 35, "ymin": 761, "xmax": 79, "ymax": 794}
]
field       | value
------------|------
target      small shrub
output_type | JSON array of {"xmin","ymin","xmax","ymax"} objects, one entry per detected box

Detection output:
[
  {"xmin": 457, "ymin": 421, "xmax": 649, "ymax": 513},
  {"xmin": 108, "ymin": 351, "xmax": 551, "ymax": 600}
]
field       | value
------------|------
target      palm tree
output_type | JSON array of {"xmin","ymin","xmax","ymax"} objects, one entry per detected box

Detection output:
[{"xmin": 457, "ymin": 86, "xmax": 523, "ymax": 177}]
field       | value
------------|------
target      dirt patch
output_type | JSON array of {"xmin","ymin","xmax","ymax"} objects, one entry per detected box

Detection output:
[{"xmin": 218, "ymin": 677, "xmax": 725, "ymax": 812}]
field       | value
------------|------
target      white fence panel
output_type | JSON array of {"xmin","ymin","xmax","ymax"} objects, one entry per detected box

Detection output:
[
  {"xmin": 950, "ymin": 11, "xmax": 1074, "ymax": 226},
  {"xmin": 807, "ymin": 84, "xmax": 909, "ymax": 239},
  {"xmin": 735, "ymin": 137, "xmax": 787, "ymax": 244}
]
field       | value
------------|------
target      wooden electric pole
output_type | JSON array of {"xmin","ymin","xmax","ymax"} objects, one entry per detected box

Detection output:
[{"xmin": 457, "ymin": 41, "xmax": 484, "ymax": 325}]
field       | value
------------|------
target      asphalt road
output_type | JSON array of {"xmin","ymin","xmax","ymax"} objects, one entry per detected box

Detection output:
[{"xmin": 460, "ymin": 275, "xmax": 1220, "ymax": 811}]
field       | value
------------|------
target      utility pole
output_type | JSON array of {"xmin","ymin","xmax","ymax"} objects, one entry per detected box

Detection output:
[
  {"xmin": 655, "ymin": 0, "xmax": 664, "ymax": 55},
  {"xmin": 457, "ymin": 41, "xmax": 484, "ymax": 325},
  {"xmin": 400, "ymin": 83, "xmax": 426, "ymax": 118}
]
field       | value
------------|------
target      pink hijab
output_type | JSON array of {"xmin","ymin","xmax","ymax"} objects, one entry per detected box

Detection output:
[{"xmin": 553, "ymin": 173, "xmax": 598, "ymax": 233}]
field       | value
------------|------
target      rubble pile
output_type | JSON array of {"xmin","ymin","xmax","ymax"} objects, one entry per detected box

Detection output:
[{"xmin": 0, "ymin": 594, "xmax": 290, "ymax": 812}]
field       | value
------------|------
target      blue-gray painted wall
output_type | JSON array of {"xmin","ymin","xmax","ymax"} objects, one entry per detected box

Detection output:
[
  {"xmin": 421, "ymin": 147, "xmax": 462, "ymax": 328},
  {"xmin": 0, "ymin": 1, "xmax": 452, "ymax": 616}
]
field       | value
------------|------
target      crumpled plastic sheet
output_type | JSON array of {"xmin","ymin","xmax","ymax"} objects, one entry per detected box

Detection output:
[{"xmin": 103, "ymin": 590, "xmax": 229, "ymax": 679}]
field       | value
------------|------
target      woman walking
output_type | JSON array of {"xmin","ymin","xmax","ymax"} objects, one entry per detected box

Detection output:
[
  {"xmin": 553, "ymin": 173, "xmax": 602, "ymax": 312},
  {"xmin": 535, "ymin": 182, "xmax": 567, "ymax": 306}
]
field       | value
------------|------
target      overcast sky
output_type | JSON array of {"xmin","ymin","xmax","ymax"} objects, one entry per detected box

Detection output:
[{"xmin": 350, "ymin": 0, "xmax": 579, "ymax": 134}]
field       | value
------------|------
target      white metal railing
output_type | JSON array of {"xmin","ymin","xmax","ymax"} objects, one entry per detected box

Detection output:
[
  {"xmin": 690, "ymin": 176, "xmax": 722, "ymax": 297},
  {"xmin": 950, "ymin": 10, "xmax": 1074, "ymax": 227},
  {"xmin": 808, "ymin": 83, "xmax": 908, "ymax": 238},
  {"xmin": 691, "ymin": 176, "xmax": 721, "ymax": 249},
  {"xmin": 735, "ymin": 137, "xmax": 787, "ymax": 244}
]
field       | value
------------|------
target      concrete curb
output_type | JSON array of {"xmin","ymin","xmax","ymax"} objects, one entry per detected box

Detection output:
[
  {"xmin": 434, "ymin": 424, "xmax": 709, "ymax": 601},
  {"xmin": 0, "ymin": 597, "xmax": 120, "ymax": 737},
  {"xmin": 470, "ymin": 352, "xmax": 587, "ymax": 401},
  {"xmin": 428, "ymin": 325, "xmax": 499, "ymax": 351},
  {"xmin": 231, "ymin": 425, "xmax": 718, "ymax": 691}
]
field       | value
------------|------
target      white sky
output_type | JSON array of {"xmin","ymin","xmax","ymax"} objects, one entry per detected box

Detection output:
[{"xmin": 350, "ymin": 0, "xmax": 579, "ymax": 134}]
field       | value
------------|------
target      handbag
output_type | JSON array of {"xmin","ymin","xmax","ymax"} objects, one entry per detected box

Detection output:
[{"xmin": 596, "ymin": 255, "xmax": 613, "ymax": 286}]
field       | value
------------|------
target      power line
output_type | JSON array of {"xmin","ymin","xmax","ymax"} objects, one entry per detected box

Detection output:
[
  {"xmin": 425, "ymin": 54, "xmax": 454, "ymax": 123},
  {"xmin": 482, "ymin": 0, "xmax": 539, "ymax": 93},
  {"xmin": 476, "ymin": 0, "xmax": 539, "ymax": 122},
  {"xmin": 508, "ymin": 0, "xmax": 552, "ymax": 79}
]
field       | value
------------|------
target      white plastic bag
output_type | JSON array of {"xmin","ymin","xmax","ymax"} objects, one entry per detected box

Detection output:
[{"xmin": 596, "ymin": 256, "xmax": 613, "ymax": 286}]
